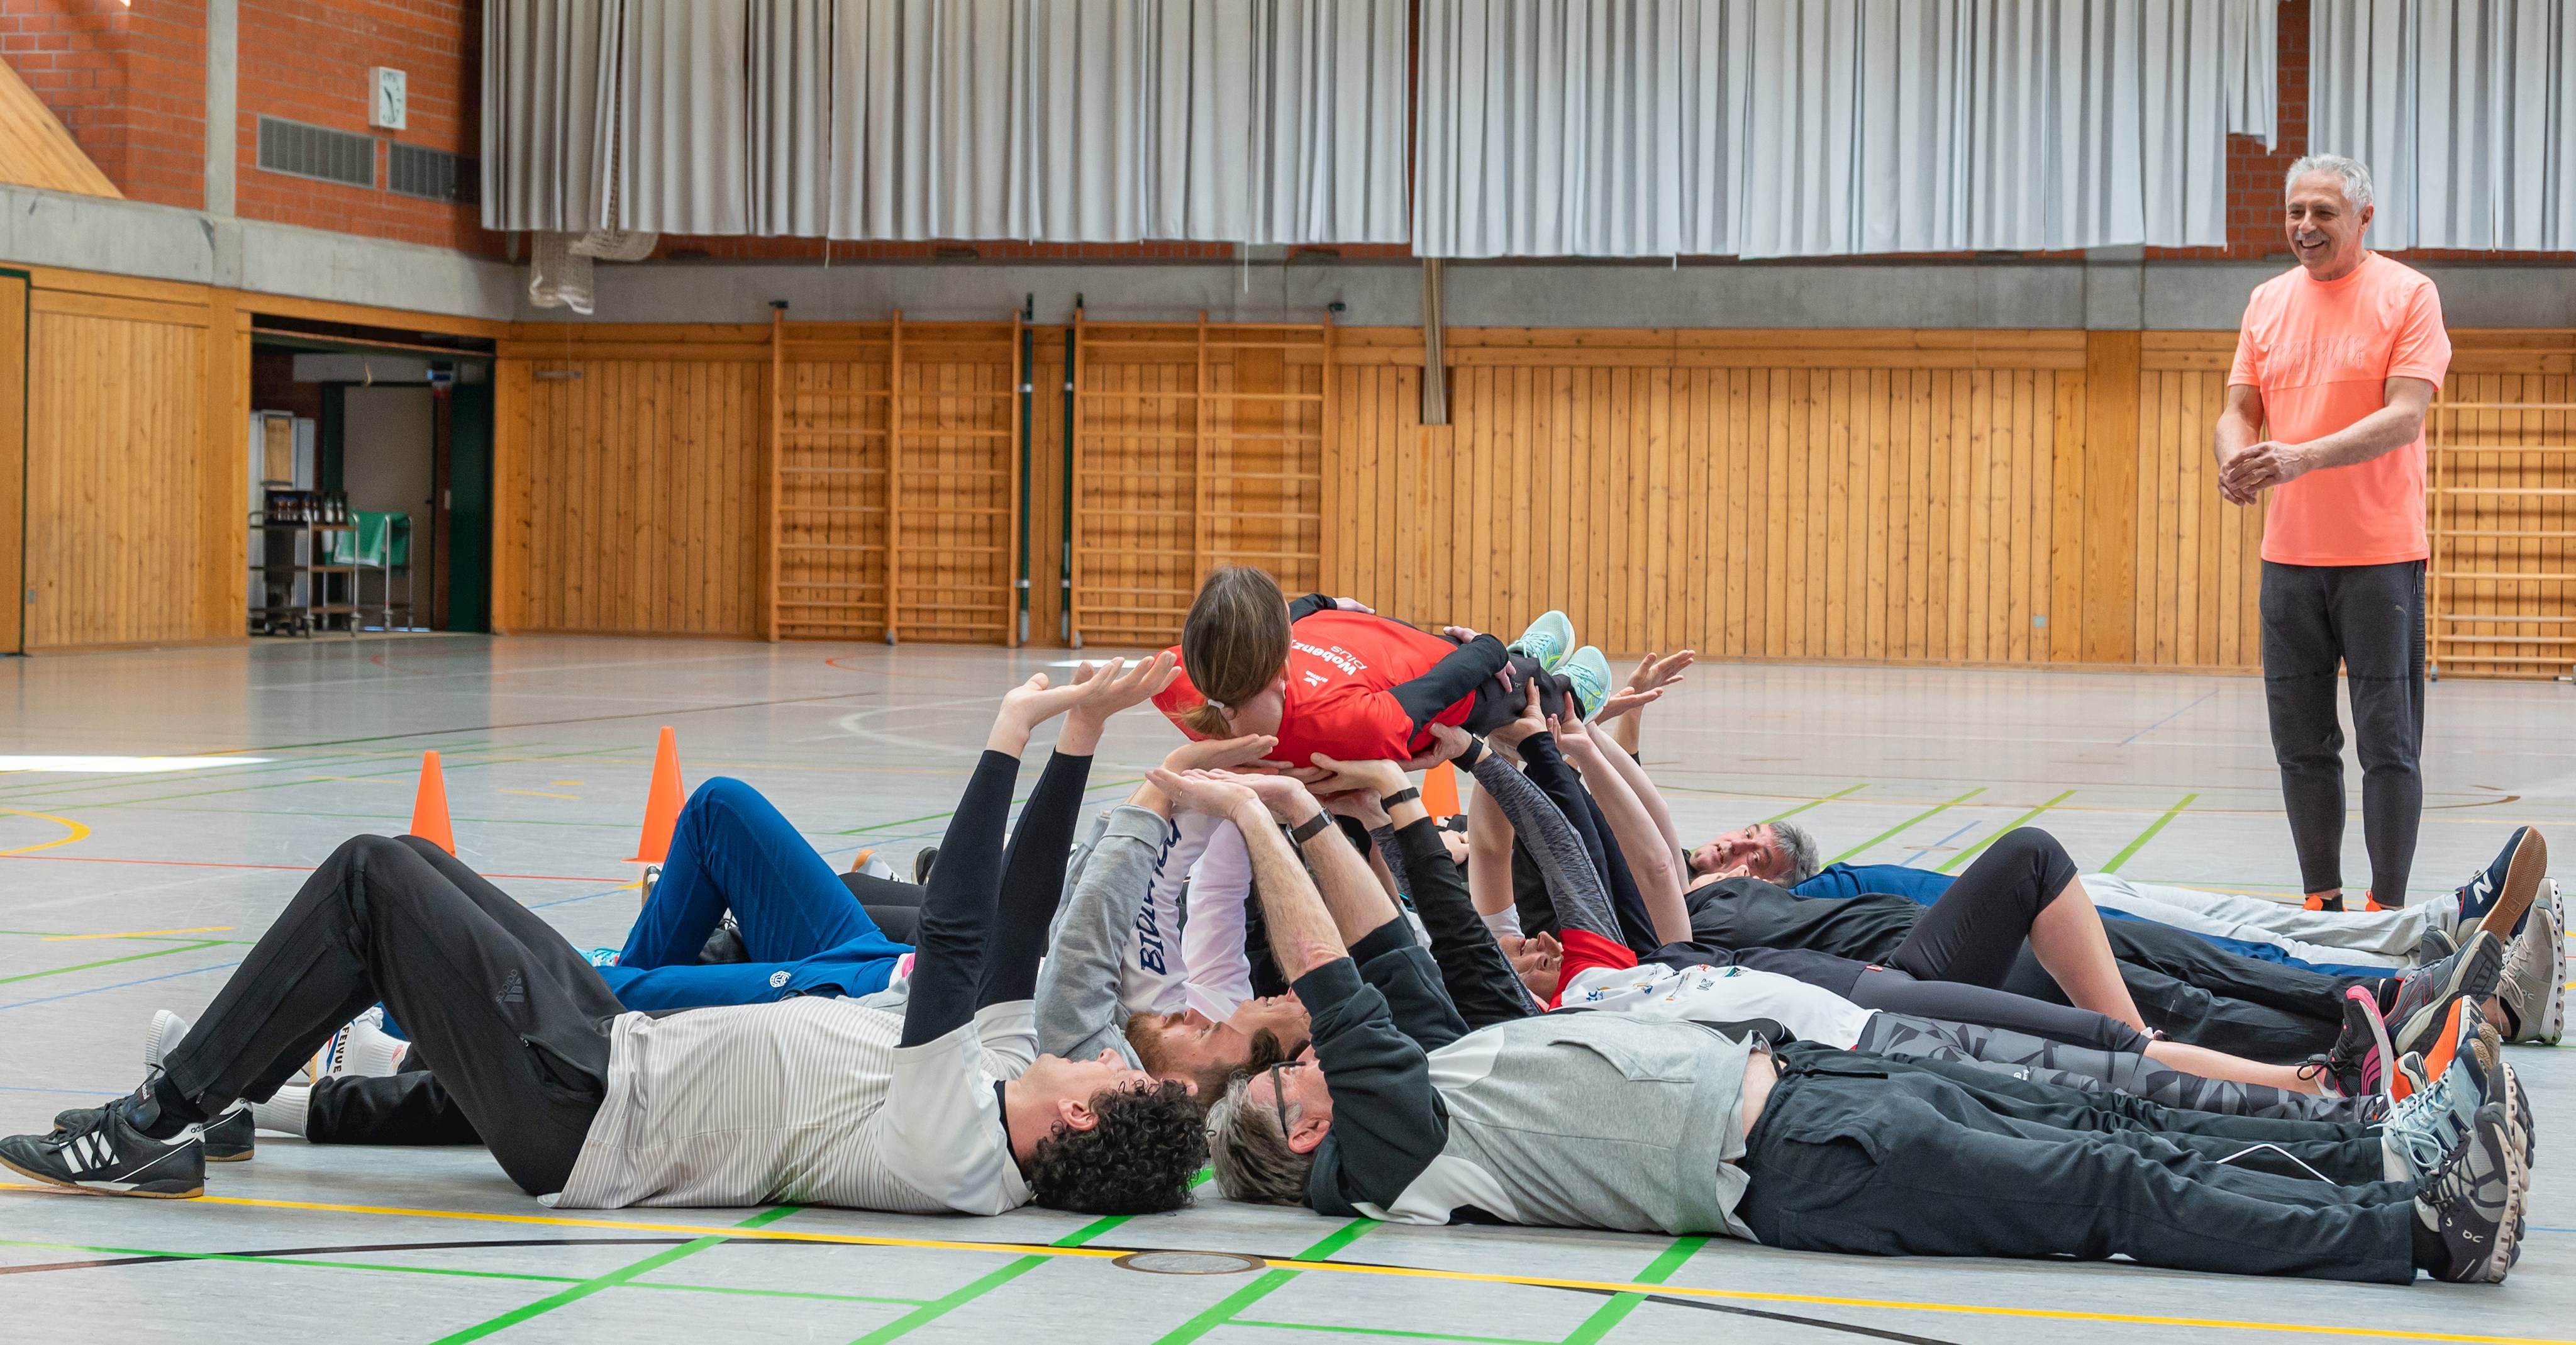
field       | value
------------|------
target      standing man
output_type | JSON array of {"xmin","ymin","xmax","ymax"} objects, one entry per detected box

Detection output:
[{"xmin": 2216, "ymin": 155, "xmax": 2451, "ymax": 912}]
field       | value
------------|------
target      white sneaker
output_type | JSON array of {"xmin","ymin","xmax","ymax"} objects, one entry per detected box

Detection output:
[{"xmin": 143, "ymin": 1009, "xmax": 189, "ymax": 1071}]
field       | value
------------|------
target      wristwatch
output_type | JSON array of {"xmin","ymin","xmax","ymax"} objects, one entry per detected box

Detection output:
[
  {"xmin": 1380, "ymin": 786, "xmax": 1421, "ymax": 808},
  {"xmin": 1289, "ymin": 811, "xmax": 1335, "ymax": 844}
]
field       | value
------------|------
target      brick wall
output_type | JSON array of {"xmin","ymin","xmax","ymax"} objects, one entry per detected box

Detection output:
[
  {"xmin": 234, "ymin": 0, "xmax": 499, "ymax": 254},
  {"xmin": 0, "ymin": 0, "xmax": 207, "ymax": 208}
]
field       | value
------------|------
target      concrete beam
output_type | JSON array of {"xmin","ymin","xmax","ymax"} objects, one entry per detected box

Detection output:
[
  {"xmin": 0, "ymin": 184, "xmax": 519, "ymax": 321},
  {"xmin": 205, "ymin": 0, "xmax": 236, "ymax": 216}
]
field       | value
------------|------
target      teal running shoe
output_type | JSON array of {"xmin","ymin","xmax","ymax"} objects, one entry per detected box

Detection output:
[
  {"xmin": 1563, "ymin": 646, "xmax": 1614, "ymax": 719},
  {"xmin": 1513, "ymin": 611, "xmax": 1577, "ymax": 672}
]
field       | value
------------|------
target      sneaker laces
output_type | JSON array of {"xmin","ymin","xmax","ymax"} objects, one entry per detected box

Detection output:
[{"xmin": 2385, "ymin": 1070, "xmax": 2476, "ymax": 1180}]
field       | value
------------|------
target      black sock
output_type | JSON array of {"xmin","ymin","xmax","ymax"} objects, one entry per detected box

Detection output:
[
  {"xmin": 2409, "ymin": 1202, "xmax": 2450, "ymax": 1276},
  {"xmin": 126, "ymin": 1073, "xmax": 206, "ymax": 1139}
]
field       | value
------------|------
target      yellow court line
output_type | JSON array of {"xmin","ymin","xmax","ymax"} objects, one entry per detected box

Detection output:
[
  {"xmin": 40, "ymin": 926, "xmax": 234, "ymax": 941},
  {"xmin": 0, "ymin": 810, "xmax": 89, "ymax": 857},
  {"xmin": 2, "ymin": 1186, "xmax": 2561, "ymax": 1344}
]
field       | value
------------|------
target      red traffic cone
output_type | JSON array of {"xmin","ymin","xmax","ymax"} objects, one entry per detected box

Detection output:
[
  {"xmin": 409, "ymin": 751, "xmax": 455, "ymax": 854},
  {"xmin": 630, "ymin": 727, "xmax": 684, "ymax": 863},
  {"xmin": 1422, "ymin": 759, "xmax": 1462, "ymax": 820}
]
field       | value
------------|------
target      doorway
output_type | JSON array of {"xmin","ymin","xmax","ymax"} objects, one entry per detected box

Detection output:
[{"xmin": 247, "ymin": 321, "xmax": 494, "ymax": 634}]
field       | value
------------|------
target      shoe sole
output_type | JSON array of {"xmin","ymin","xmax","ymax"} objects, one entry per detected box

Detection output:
[
  {"xmin": 0, "ymin": 1150, "xmax": 201, "ymax": 1199},
  {"xmin": 2475, "ymin": 829, "xmax": 2548, "ymax": 944}
]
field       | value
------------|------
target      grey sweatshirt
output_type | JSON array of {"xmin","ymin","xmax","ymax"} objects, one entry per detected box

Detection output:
[{"xmin": 1033, "ymin": 804, "xmax": 1177, "ymax": 1067}]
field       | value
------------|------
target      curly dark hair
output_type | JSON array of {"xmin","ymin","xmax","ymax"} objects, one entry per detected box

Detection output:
[{"xmin": 1023, "ymin": 1080, "xmax": 1209, "ymax": 1215}]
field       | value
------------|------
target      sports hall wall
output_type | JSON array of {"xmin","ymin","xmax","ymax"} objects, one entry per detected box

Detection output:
[{"xmin": 484, "ymin": 320, "xmax": 2573, "ymax": 676}]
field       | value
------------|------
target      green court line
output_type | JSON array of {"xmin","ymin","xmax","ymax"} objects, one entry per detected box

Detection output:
[
  {"xmin": 0, "ymin": 745, "xmax": 626, "ymax": 816},
  {"xmin": 0, "ymin": 1236, "xmax": 923, "ymax": 1307},
  {"xmin": 1934, "ymin": 790, "xmax": 2076, "ymax": 873},
  {"xmin": 1558, "ymin": 1236, "xmax": 1707, "ymax": 1345},
  {"xmin": 847, "ymin": 1212, "xmax": 1134, "ymax": 1344},
  {"xmin": 1759, "ymin": 784, "xmax": 1865, "ymax": 825},
  {"xmin": 1825, "ymin": 788, "xmax": 1985, "ymax": 865},
  {"xmin": 430, "ymin": 1204, "xmax": 801, "ymax": 1345},
  {"xmin": 1152, "ymin": 1219, "xmax": 1382, "ymax": 1345},
  {"xmin": 2101, "ymin": 793, "xmax": 2199, "ymax": 874},
  {"xmin": 0, "ymin": 941, "xmax": 225, "ymax": 986}
]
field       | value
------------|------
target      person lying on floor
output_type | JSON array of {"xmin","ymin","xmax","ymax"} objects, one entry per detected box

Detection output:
[
  {"xmin": 1483, "ymin": 684, "xmax": 2533, "ymax": 1067},
  {"xmin": 1402, "ymin": 726, "xmax": 2399, "ymax": 1114},
  {"xmin": 2, "ymin": 659, "xmax": 1208, "ymax": 1216},
  {"xmin": 1170, "ymin": 764, "xmax": 2535, "ymax": 1286},
  {"xmin": 1690, "ymin": 814, "xmax": 2551, "ymax": 980}
]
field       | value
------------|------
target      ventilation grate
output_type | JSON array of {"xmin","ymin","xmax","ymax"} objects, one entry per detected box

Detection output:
[
  {"xmin": 257, "ymin": 116, "xmax": 375, "ymax": 189},
  {"xmin": 388, "ymin": 142, "xmax": 479, "ymax": 206}
]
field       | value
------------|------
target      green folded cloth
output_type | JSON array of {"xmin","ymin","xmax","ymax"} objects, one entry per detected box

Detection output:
[{"xmin": 323, "ymin": 511, "xmax": 409, "ymax": 566}]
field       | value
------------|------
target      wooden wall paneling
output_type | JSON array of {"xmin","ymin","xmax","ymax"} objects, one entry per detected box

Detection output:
[
  {"xmin": 771, "ymin": 320, "xmax": 890, "ymax": 642},
  {"xmin": 25, "ymin": 288, "xmax": 209, "ymax": 649},
  {"xmin": 0, "ymin": 272, "xmax": 20, "ymax": 653},
  {"xmin": 491, "ymin": 358, "xmax": 531, "ymax": 632},
  {"xmin": 883, "ymin": 316, "xmax": 1019, "ymax": 645},
  {"xmin": 202, "ymin": 294, "xmax": 248, "ymax": 635},
  {"xmin": 2427, "ymin": 340, "xmax": 2576, "ymax": 677}
]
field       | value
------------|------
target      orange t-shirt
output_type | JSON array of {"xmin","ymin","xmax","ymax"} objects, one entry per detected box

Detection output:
[{"xmin": 2228, "ymin": 252, "xmax": 2451, "ymax": 566}]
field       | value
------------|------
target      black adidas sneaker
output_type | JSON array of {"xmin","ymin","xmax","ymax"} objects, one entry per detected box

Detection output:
[
  {"xmin": 52, "ymin": 1100, "xmax": 252, "ymax": 1162},
  {"xmin": 1, "ymin": 1097, "xmax": 204, "ymax": 1198}
]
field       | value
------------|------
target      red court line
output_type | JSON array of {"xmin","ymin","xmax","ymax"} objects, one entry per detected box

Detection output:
[{"xmin": 0, "ymin": 854, "xmax": 626, "ymax": 882}]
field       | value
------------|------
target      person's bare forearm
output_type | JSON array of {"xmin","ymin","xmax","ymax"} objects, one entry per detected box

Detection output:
[
  {"xmin": 2212, "ymin": 404, "xmax": 2259, "ymax": 464},
  {"xmin": 1586, "ymin": 720, "xmax": 1682, "ymax": 865},
  {"xmin": 2289, "ymin": 401, "xmax": 2427, "ymax": 471},
  {"xmin": 1236, "ymin": 800, "xmax": 1347, "ymax": 980},
  {"xmin": 1466, "ymin": 782, "xmax": 1516, "ymax": 916},
  {"xmin": 1562, "ymin": 737, "xmax": 1692, "ymax": 945},
  {"xmin": 1609, "ymin": 705, "xmax": 1641, "ymax": 757}
]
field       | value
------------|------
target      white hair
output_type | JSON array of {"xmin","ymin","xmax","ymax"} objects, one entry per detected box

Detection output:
[{"xmin": 2285, "ymin": 155, "xmax": 2374, "ymax": 211}]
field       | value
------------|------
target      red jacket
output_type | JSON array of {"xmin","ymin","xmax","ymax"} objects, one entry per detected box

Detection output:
[{"xmin": 1152, "ymin": 605, "xmax": 1509, "ymax": 764}]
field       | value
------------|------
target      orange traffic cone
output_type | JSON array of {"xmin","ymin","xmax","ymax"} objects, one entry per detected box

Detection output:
[
  {"xmin": 1423, "ymin": 759, "xmax": 1462, "ymax": 820},
  {"xmin": 630, "ymin": 727, "xmax": 684, "ymax": 863},
  {"xmin": 409, "ymin": 751, "xmax": 455, "ymax": 854}
]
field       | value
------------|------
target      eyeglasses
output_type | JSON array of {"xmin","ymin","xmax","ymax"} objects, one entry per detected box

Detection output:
[{"xmin": 1265, "ymin": 1061, "xmax": 1297, "ymax": 1139}]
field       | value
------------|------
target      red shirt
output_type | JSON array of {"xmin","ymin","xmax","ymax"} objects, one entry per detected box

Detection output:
[{"xmin": 1152, "ymin": 610, "xmax": 1481, "ymax": 764}]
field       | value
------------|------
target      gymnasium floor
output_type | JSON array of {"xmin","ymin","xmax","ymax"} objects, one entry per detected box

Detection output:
[{"xmin": 1, "ymin": 635, "xmax": 2568, "ymax": 1345}]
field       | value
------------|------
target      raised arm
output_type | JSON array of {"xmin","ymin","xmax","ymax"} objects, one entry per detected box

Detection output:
[
  {"xmin": 1456, "ymin": 735, "xmax": 1622, "ymax": 946},
  {"xmin": 1584, "ymin": 716, "xmax": 1685, "ymax": 869},
  {"xmin": 1555, "ymin": 715, "xmax": 1692, "ymax": 947}
]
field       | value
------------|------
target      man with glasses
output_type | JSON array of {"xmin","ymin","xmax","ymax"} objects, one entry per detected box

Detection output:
[{"xmin": 1168, "ymin": 764, "xmax": 2529, "ymax": 1285}]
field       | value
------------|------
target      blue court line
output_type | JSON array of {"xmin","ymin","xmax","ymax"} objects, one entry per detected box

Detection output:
[
  {"xmin": 0, "ymin": 959, "xmax": 243, "ymax": 1013},
  {"xmin": 0, "ymin": 1084, "xmax": 118, "ymax": 1096},
  {"xmin": 2117, "ymin": 690, "xmax": 2218, "ymax": 746},
  {"xmin": 1899, "ymin": 821, "xmax": 1978, "ymax": 868}
]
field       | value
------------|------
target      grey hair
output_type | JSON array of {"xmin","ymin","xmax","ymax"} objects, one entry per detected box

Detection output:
[
  {"xmin": 2285, "ymin": 155, "xmax": 2374, "ymax": 211},
  {"xmin": 1772, "ymin": 820, "xmax": 1823, "ymax": 885},
  {"xmin": 1204, "ymin": 1073, "xmax": 1314, "ymax": 1206}
]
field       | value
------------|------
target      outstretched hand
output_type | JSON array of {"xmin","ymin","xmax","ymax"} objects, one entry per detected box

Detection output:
[
  {"xmin": 1052, "ymin": 652, "xmax": 1179, "ymax": 756},
  {"xmin": 1190, "ymin": 769, "xmax": 1323, "ymax": 825},
  {"xmin": 1163, "ymin": 733, "xmax": 1278, "ymax": 774},
  {"xmin": 1302, "ymin": 752, "xmax": 1411, "ymax": 800},
  {"xmin": 1145, "ymin": 766, "xmax": 1261, "ymax": 820},
  {"xmin": 1596, "ymin": 650, "xmax": 1692, "ymax": 723}
]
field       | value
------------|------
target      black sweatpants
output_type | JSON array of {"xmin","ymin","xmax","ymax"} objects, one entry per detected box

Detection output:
[
  {"xmin": 1738, "ymin": 1045, "xmax": 2417, "ymax": 1283},
  {"xmin": 2260, "ymin": 559, "xmax": 2426, "ymax": 906},
  {"xmin": 1883, "ymin": 828, "xmax": 2080, "ymax": 989},
  {"xmin": 1996, "ymin": 917, "xmax": 2358, "ymax": 1061},
  {"xmin": 308, "ymin": 1053, "xmax": 480, "ymax": 1146},
  {"xmin": 160, "ymin": 835, "xmax": 620, "ymax": 1195}
]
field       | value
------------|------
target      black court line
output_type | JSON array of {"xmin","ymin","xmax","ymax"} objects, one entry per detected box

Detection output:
[{"xmin": 0, "ymin": 1236, "xmax": 1963, "ymax": 1342}]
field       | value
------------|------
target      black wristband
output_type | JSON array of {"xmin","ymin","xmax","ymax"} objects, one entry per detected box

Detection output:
[
  {"xmin": 1381, "ymin": 786, "xmax": 1421, "ymax": 808},
  {"xmin": 1453, "ymin": 737, "xmax": 1488, "ymax": 771},
  {"xmin": 1289, "ymin": 812, "xmax": 1335, "ymax": 844}
]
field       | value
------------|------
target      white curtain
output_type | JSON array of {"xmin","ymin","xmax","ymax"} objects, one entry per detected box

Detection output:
[
  {"xmin": 2311, "ymin": 0, "xmax": 2576, "ymax": 251},
  {"xmin": 484, "ymin": 0, "xmax": 620, "ymax": 232},
  {"xmin": 489, "ymin": 0, "xmax": 1409, "ymax": 244},
  {"xmin": 1414, "ymin": 0, "xmax": 2280, "ymax": 259}
]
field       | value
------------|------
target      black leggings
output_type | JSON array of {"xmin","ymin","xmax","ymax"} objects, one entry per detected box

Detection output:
[
  {"xmin": 1885, "ymin": 828, "xmax": 2080, "ymax": 988},
  {"xmin": 162, "ymin": 835, "xmax": 621, "ymax": 1195},
  {"xmin": 1846, "ymin": 967, "xmax": 2151, "ymax": 1054}
]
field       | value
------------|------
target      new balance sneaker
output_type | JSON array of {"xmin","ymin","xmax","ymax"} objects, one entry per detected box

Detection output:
[
  {"xmin": 1, "ymin": 1095, "xmax": 204, "ymax": 1198},
  {"xmin": 1511, "ymin": 611, "xmax": 1578, "ymax": 673},
  {"xmin": 1562, "ymin": 646, "xmax": 1614, "ymax": 720},
  {"xmin": 2321, "ymin": 985, "xmax": 2395, "ymax": 1102},
  {"xmin": 2416, "ymin": 1103, "xmax": 2523, "ymax": 1283},
  {"xmin": 2455, "ymin": 827, "xmax": 2543, "ymax": 938},
  {"xmin": 2496, "ymin": 899, "xmax": 2563, "ymax": 1046},
  {"xmin": 2388, "ymin": 932, "xmax": 2506, "ymax": 1057}
]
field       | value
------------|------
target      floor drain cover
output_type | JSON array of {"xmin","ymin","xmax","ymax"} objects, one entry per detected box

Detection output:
[{"xmin": 1111, "ymin": 1251, "xmax": 1267, "ymax": 1276}]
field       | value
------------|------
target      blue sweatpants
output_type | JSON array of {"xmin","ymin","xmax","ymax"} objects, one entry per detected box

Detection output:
[{"xmin": 596, "ymin": 776, "xmax": 907, "ymax": 1009}]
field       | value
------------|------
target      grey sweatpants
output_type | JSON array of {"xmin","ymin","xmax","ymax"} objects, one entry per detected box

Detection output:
[
  {"xmin": 2260, "ymin": 559, "xmax": 2426, "ymax": 907},
  {"xmin": 1852, "ymin": 1012, "xmax": 2365, "ymax": 1122}
]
